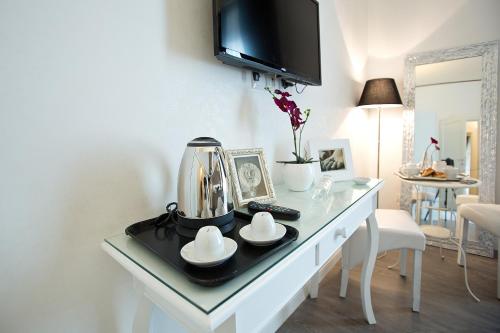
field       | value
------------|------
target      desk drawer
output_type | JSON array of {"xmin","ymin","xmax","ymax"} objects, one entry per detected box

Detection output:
[{"xmin": 318, "ymin": 218, "xmax": 360, "ymax": 266}]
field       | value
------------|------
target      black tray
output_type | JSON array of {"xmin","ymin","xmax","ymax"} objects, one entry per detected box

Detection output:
[{"xmin": 125, "ymin": 211, "xmax": 299, "ymax": 286}]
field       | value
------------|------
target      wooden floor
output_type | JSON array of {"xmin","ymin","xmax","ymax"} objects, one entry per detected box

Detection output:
[{"xmin": 279, "ymin": 246, "xmax": 500, "ymax": 333}]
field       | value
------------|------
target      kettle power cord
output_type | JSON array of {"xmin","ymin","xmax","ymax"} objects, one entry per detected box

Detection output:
[{"xmin": 152, "ymin": 202, "xmax": 178, "ymax": 227}]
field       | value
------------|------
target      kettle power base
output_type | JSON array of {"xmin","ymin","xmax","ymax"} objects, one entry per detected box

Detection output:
[{"xmin": 125, "ymin": 211, "xmax": 299, "ymax": 286}]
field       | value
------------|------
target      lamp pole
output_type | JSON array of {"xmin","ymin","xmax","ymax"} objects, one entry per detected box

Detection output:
[
  {"xmin": 377, "ymin": 106, "xmax": 381, "ymax": 180},
  {"xmin": 376, "ymin": 106, "xmax": 381, "ymax": 207}
]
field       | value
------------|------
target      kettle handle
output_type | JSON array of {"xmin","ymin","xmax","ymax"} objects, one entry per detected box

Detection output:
[{"xmin": 216, "ymin": 146, "xmax": 229, "ymax": 170}]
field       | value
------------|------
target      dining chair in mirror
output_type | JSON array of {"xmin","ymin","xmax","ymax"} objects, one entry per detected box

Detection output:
[{"xmin": 401, "ymin": 41, "xmax": 498, "ymax": 257}]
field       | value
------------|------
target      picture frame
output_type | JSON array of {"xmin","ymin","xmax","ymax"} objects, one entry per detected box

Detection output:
[
  {"xmin": 225, "ymin": 148, "xmax": 276, "ymax": 208},
  {"xmin": 307, "ymin": 138, "xmax": 355, "ymax": 181}
]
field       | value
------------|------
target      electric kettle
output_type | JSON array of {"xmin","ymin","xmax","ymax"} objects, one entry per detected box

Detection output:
[{"xmin": 176, "ymin": 137, "xmax": 234, "ymax": 237}]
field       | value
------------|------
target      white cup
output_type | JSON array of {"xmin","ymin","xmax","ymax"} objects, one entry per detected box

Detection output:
[
  {"xmin": 406, "ymin": 162, "xmax": 418, "ymax": 169},
  {"xmin": 251, "ymin": 212, "xmax": 276, "ymax": 239},
  {"xmin": 445, "ymin": 166, "xmax": 458, "ymax": 180},
  {"xmin": 432, "ymin": 161, "xmax": 447, "ymax": 172},
  {"xmin": 407, "ymin": 168, "xmax": 420, "ymax": 177},
  {"xmin": 406, "ymin": 166, "xmax": 420, "ymax": 177},
  {"xmin": 194, "ymin": 226, "xmax": 225, "ymax": 261},
  {"xmin": 400, "ymin": 163, "xmax": 419, "ymax": 177}
]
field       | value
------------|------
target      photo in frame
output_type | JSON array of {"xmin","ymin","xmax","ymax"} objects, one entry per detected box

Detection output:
[
  {"xmin": 225, "ymin": 148, "xmax": 276, "ymax": 208},
  {"xmin": 307, "ymin": 139, "xmax": 355, "ymax": 181}
]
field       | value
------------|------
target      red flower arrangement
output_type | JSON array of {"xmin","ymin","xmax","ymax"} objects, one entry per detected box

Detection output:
[
  {"xmin": 428, "ymin": 137, "xmax": 439, "ymax": 151},
  {"xmin": 421, "ymin": 137, "xmax": 440, "ymax": 170}
]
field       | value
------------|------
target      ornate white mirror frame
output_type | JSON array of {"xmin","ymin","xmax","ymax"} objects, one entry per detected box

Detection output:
[{"xmin": 401, "ymin": 40, "xmax": 499, "ymax": 257}]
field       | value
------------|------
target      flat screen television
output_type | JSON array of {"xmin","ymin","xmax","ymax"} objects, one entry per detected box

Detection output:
[{"xmin": 213, "ymin": 0, "xmax": 321, "ymax": 86}]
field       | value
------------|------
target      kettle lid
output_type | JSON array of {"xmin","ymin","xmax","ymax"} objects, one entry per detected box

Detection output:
[{"xmin": 187, "ymin": 137, "xmax": 222, "ymax": 147}]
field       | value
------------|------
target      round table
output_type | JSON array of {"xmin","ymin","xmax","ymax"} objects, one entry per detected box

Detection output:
[
  {"xmin": 396, "ymin": 174, "xmax": 482, "ymax": 190},
  {"xmin": 396, "ymin": 173, "xmax": 481, "ymax": 238}
]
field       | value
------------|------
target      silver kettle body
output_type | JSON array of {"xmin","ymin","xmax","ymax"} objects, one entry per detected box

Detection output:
[{"xmin": 177, "ymin": 137, "xmax": 234, "ymax": 231}]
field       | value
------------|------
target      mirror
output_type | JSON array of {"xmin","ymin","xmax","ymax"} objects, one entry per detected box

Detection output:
[{"xmin": 401, "ymin": 41, "xmax": 498, "ymax": 257}]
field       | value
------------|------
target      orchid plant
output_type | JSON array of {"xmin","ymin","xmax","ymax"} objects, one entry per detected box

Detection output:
[{"xmin": 265, "ymin": 87, "xmax": 314, "ymax": 164}]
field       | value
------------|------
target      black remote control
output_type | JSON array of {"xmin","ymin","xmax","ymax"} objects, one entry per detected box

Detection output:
[{"xmin": 247, "ymin": 201, "xmax": 301, "ymax": 221}]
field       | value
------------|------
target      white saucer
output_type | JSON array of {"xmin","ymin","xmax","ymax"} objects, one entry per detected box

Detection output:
[
  {"xmin": 239, "ymin": 223, "xmax": 287, "ymax": 246},
  {"xmin": 353, "ymin": 177, "xmax": 370, "ymax": 185},
  {"xmin": 180, "ymin": 238, "xmax": 237, "ymax": 267}
]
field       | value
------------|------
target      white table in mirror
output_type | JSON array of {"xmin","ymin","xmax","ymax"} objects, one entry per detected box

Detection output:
[{"xmin": 401, "ymin": 41, "xmax": 499, "ymax": 258}]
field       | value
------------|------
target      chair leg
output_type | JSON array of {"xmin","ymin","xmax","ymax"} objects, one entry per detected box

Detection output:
[
  {"xmin": 415, "ymin": 196, "xmax": 422, "ymax": 225},
  {"xmin": 412, "ymin": 250, "xmax": 422, "ymax": 312},
  {"xmin": 455, "ymin": 206, "xmax": 463, "ymax": 240},
  {"xmin": 340, "ymin": 244, "xmax": 350, "ymax": 298},
  {"xmin": 424, "ymin": 203, "xmax": 434, "ymax": 224},
  {"xmin": 497, "ymin": 238, "xmax": 500, "ymax": 300},
  {"xmin": 400, "ymin": 248, "xmax": 408, "ymax": 277},
  {"xmin": 457, "ymin": 218, "xmax": 470, "ymax": 266}
]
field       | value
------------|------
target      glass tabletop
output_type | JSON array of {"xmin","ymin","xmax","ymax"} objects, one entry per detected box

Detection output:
[{"xmin": 105, "ymin": 179, "xmax": 382, "ymax": 314}]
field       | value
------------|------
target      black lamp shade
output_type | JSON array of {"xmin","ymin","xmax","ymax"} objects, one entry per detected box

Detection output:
[{"xmin": 357, "ymin": 78, "xmax": 403, "ymax": 108}]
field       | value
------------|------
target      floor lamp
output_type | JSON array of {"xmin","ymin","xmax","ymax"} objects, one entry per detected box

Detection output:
[{"xmin": 357, "ymin": 78, "xmax": 403, "ymax": 207}]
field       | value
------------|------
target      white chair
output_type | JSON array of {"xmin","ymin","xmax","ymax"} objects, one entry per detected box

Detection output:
[
  {"xmin": 411, "ymin": 190, "xmax": 435, "ymax": 223},
  {"xmin": 457, "ymin": 203, "xmax": 500, "ymax": 299},
  {"xmin": 340, "ymin": 209, "xmax": 426, "ymax": 312},
  {"xmin": 455, "ymin": 194, "xmax": 479, "ymax": 246}
]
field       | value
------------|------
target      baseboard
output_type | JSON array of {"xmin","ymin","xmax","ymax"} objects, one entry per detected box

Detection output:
[{"xmin": 259, "ymin": 250, "xmax": 342, "ymax": 332}]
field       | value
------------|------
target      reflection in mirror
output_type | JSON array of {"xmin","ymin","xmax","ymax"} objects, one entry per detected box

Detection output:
[
  {"xmin": 413, "ymin": 57, "xmax": 482, "ymax": 247},
  {"xmin": 415, "ymin": 57, "xmax": 481, "ymax": 180},
  {"xmin": 402, "ymin": 41, "xmax": 498, "ymax": 258}
]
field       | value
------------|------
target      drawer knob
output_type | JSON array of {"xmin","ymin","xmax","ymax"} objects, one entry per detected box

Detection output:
[{"xmin": 334, "ymin": 227, "xmax": 347, "ymax": 239}]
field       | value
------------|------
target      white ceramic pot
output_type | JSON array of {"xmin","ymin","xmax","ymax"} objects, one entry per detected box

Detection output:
[{"xmin": 283, "ymin": 163, "xmax": 315, "ymax": 191}]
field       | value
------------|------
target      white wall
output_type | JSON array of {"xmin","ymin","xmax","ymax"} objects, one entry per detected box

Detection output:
[
  {"xmin": 0, "ymin": 0, "xmax": 369, "ymax": 332},
  {"xmin": 415, "ymin": 57, "xmax": 482, "ymax": 86},
  {"xmin": 364, "ymin": 0, "xmax": 500, "ymax": 208},
  {"xmin": 414, "ymin": 81, "xmax": 481, "ymax": 166}
]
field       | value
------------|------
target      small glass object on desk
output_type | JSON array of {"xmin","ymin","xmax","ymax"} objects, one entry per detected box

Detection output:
[{"xmin": 312, "ymin": 175, "xmax": 335, "ymax": 200}]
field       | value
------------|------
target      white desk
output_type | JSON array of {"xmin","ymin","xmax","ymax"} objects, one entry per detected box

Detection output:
[{"xmin": 102, "ymin": 180, "xmax": 383, "ymax": 332}]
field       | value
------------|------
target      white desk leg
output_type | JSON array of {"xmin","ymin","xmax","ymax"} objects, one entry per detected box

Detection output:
[
  {"xmin": 133, "ymin": 294, "xmax": 153, "ymax": 333},
  {"xmin": 214, "ymin": 314, "xmax": 236, "ymax": 333},
  {"xmin": 132, "ymin": 278, "xmax": 153, "ymax": 333},
  {"xmin": 309, "ymin": 272, "xmax": 320, "ymax": 299},
  {"xmin": 339, "ymin": 244, "xmax": 350, "ymax": 298},
  {"xmin": 457, "ymin": 218, "xmax": 469, "ymax": 266},
  {"xmin": 361, "ymin": 212, "xmax": 379, "ymax": 325},
  {"xmin": 309, "ymin": 244, "xmax": 321, "ymax": 299}
]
